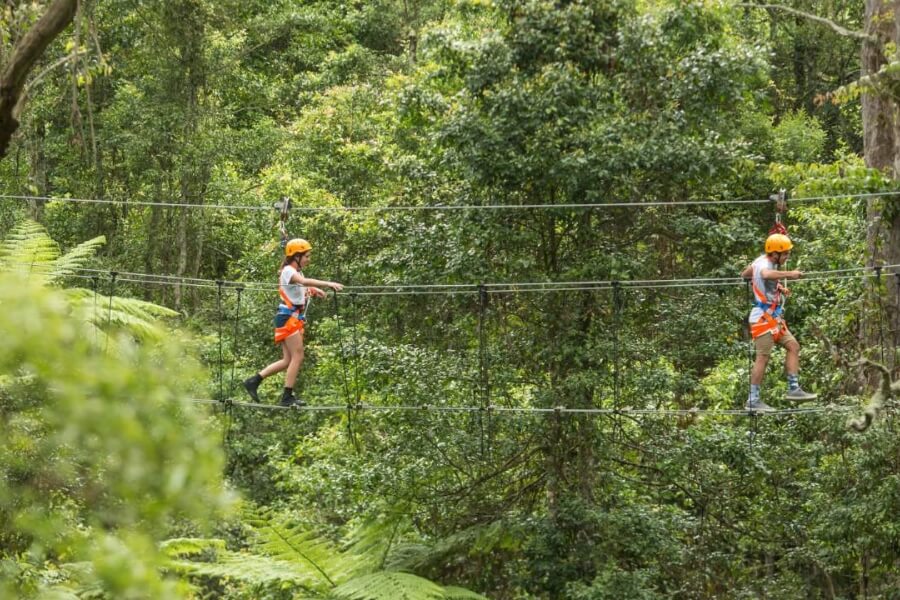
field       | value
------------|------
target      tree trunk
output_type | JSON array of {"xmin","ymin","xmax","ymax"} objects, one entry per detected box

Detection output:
[
  {"xmin": 25, "ymin": 129, "xmax": 48, "ymax": 220},
  {"xmin": 145, "ymin": 204, "xmax": 162, "ymax": 302},
  {"xmin": 0, "ymin": 0, "xmax": 78, "ymax": 159},
  {"xmin": 166, "ymin": 0, "xmax": 208, "ymax": 312},
  {"xmin": 174, "ymin": 206, "xmax": 188, "ymax": 311},
  {"xmin": 861, "ymin": 0, "xmax": 900, "ymax": 373}
]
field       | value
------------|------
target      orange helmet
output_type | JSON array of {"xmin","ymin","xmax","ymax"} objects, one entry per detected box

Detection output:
[
  {"xmin": 284, "ymin": 238, "xmax": 312, "ymax": 257},
  {"xmin": 765, "ymin": 233, "xmax": 793, "ymax": 253}
]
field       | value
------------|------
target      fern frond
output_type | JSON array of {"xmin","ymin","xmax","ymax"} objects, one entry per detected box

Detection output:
[
  {"xmin": 330, "ymin": 571, "xmax": 445, "ymax": 600},
  {"xmin": 0, "ymin": 220, "xmax": 60, "ymax": 281},
  {"xmin": 107, "ymin": 294, "xmax": 180, "ymax": 318},
  {"xmin": 65, "ymin": 288, "xmax": 178, "ymax": 341},
  {"xmin": 0, "ymin": 221, "xmax": 105, "ymax": 285},
  {"xmin": 42, "ymin": 562, "xmax": 104, "ymax": 599},
  {"xmin": 441, "ymin": 586, "xmax": 490, "ymax": 600},
  {"xmin": 0, "ymin": 221, "xmax": 178, "ymax": 343},
  {"xmin": 167, "ymin": 550, "xmax": 318, "ymax": 588},
  {"xmin": 388, "ymin": 519, "xmax": 523, "ymax": 572},
  {"xmin": 160, "ymin": 538, "xmax": 227, "ymax": 558},
  {"xmin": 48, "ymin": 235, "xmax": 106, "ymax": 282},
  {"xmin": 161, "ymin": 538, "xmax": 324, "ymax": 591},
  {"xmin": 245, "ymin": 506, "xmax": 351, "ymax": 586},
  {"xmin": 343, "ymin": 514, "xmax": 413, "ymax": 573},
  {"xmin": 34, "ymin": 587, "xmax": 80, "ymax": 600}
]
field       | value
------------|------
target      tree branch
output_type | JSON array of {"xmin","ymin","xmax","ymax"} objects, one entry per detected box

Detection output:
[
  {"xmin": 0, "ymin": 0, "xmax": 78, "ymax": 159},
  {"xmin": 849, "ymin": 358, "xmax": 900, "ymax": 431},
  {"xmin": 736, "ymin": 3, "xmax": 875, "ymax": 42}
]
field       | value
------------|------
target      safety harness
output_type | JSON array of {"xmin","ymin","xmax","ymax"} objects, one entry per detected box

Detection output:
[
  {"xmin": 750, "ymin": 273, "xmax": 786, "ymax": 342},
  {"xmin": 272, "ymin": 196, "xmax": 309, "ymax": 343},
  {"xmin": 274, "ymin": 274, "xmax": 307, "ymax": 343},
  {"xmin": 749, "ymin": 189, "xmax": 790, "ymax": 342}
]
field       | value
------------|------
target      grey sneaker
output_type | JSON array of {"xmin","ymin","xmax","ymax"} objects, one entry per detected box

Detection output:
[
  {"xmin": 745, "ymin": 399, "xmax": 776, "ymax": 413},
  {"xmin": 786, "ymin": 387, "xmax": 817, "ymax": 401}
]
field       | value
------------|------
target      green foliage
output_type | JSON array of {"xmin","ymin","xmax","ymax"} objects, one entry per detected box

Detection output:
[
  {"xmin": 331, "ymin": 571, "xmax": 445, "ymax": 600},
  {"xmin": 245, "ymin": 505, "xmax": 352, "ymax": 586},
  {"xmin": 772, "ymin": 111, "xmax": 827, "ymax": 163},
  {"xmin": 163, "ymin": 536, "xmax": 314, "ymax": 588},
  {"xmin": 0, "ymin": 219, "xmax": 179, "ymax": 341},
  {"xmin": 0, "ymin": 219, "xmax": 106, "ymax": 283},
  {"xmin": 0, "ymin": 274, "xmax": 231, "ymax": 598},
  {"xmin": 165, "ymin": 506, "xmax": 488, "ymax": 599},
  {"xmin": 3, "ymin": 1, "xmax": 900, "ymax": 599}
]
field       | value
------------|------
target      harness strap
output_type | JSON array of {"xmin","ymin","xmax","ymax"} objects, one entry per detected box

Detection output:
[
  {"xmin": 753, "ymin": 300, "xmax": 783, "ymax": 318},
  {"xmin": 750, "ymin": 264, "xmax": 785, "ymax": 341},
  {"xmin": 279, "ymin": 282, "xmax": 305, "ymax": 312},
  {"xmin": 751, "ymin": 312, "xmax": 785, "ymax": 342},
  {"xmin": 276, "ymin": 304, "xmax": 305, "ymax": 319},
  {"xmin": 751, "ymin": 274, "xmax": 781, "ymax": 307}
]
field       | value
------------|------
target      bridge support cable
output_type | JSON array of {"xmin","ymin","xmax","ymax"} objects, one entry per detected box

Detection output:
[
  {"xmin": 230, "ymin": 286, "xmax": 244, "ymax": 393},
  {"xmin": 216, "ymin": 280, "xmax": 224, "ymax": 402}
]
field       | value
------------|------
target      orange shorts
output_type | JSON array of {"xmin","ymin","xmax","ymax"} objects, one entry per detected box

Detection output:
[{"xmin": 274, "ymin": 312, "xmax": 304, "ymax": 343}]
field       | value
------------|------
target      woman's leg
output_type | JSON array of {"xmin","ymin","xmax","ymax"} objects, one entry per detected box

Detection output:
[
  {"xmin": 259, "ymin": 344, "xmax": 290, "ymax": 378},
  {"xmin": 243, "ymin": 344, "xmax": 290, "ymax": 401},
  {"xmin": 282, "ymin": 331, "xmax": 305, "ymax": 388}
]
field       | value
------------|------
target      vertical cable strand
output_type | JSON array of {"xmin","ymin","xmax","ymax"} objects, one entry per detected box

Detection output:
[
  {"xmin": 105, "ymin": 271, "xmax": 117, "ymax": 352},
  {"xmin": 216, "ymin": 280, "xmax": 224, "ymax": 402},
  {"xmin": 230, "ymin": 286, "xmax": 244, "ymax": 392}
]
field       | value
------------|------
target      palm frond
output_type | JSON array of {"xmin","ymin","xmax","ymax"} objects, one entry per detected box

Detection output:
[{"xmin": 330, "ymin": 572, "xmax": 445, "ymax": 600}]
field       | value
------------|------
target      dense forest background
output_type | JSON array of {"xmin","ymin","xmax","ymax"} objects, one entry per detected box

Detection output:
[{"xmin": 2, "ymin": 1, "xmax": 900, "ymax": 598}]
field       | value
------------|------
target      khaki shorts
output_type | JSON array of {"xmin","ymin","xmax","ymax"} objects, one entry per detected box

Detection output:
[{"xmin": 753, "ymin": 328, "xmax": 797, "ymax": 357}]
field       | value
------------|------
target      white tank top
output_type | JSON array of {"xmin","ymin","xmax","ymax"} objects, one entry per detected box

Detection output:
[
  {"xmin": 749, "ymin": 255, "xmax": 779, "ymax": 323},
  {"xmin": 280, "ymin": 265, "xmax": 306, "ymax": 306}
]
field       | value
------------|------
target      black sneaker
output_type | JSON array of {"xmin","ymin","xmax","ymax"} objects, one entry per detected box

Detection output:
[
  {"xmin": 242, "ymin": 375, "xmax": 262, "ymax": 402},
  {"xmin": 279, "ymin": 393, "xmax": 307, "ymax": 408}
]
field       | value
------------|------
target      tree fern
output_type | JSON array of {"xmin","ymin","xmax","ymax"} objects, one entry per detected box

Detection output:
[
  {"xmin": 243, "ymin": 505, "xmax": 354, "ymax": 586},
  {"xmin": 0, "ymin": 219, "xmax": 106, "ymax": 283},
  {"xmin": 163, "ymin": 509, "xmax": 490, "ymax": 600},
  {"xmin": 388, "ymin": 518, "xmax": 524, "ymax": 573},
  {"xmin": 330, "ymin": 572, "xmax": 446, "ymax": 600},
  {"xmin": 65, "ymin": 288, "xmax": 178, "ymax": 340},
  {"xmin": 0, "ymin": 219, "xmax": 63, "ymax": 275},
  {"xmin": 342, "ymin": 511, "xmax": 415, "ymax": 573},
  {"xmin": 440, "ymin": 586, "xmax": 490, "ymax": 600},
  {"xmin": 0, "ymin": 219, "xmax": 177, "ymax": 341},
  {"xmin": 162, "ymin": 537, "xmax": 318, "ymax": 588}
]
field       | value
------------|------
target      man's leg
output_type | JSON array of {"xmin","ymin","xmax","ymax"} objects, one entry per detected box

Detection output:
[
  {"xmin": 781, "ymin": 330, "xmax": 816, "ymax": 400},
  {"xmin": 747, "ymin": 333, "xmax": 774, "ymax": 410}
]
